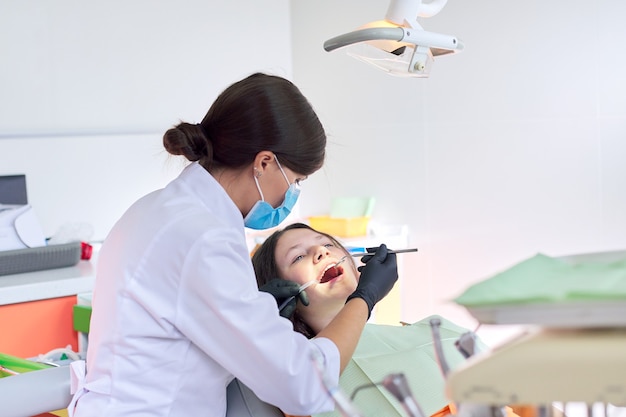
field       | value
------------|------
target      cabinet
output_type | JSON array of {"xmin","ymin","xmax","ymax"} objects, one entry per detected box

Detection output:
[
  {"xmin": 0, "ymin": 261, "xmax": 95, "ymax": 358},
  {"xmin": 0, "ymin": 260, "xmax": 94, "ymax": 417}
]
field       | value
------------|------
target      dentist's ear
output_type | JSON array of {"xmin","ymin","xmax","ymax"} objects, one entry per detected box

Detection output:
[{"xmin": 252, "ymin": 151, "xmax": 275, "ymax": 176}]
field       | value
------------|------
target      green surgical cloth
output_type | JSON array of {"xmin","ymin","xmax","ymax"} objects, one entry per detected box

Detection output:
[
  {"xmin": 454, "ymin": 253, "xmax": 626, "ymax": 308},
  {"xmin": 313, "ymin": 315, "xmax": 482, "ymax": 417}
]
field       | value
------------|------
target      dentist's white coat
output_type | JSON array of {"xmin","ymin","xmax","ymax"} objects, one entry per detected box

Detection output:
[{"xmin": 69, "ymin": 162, "xmax": 339, "ymax": 417}]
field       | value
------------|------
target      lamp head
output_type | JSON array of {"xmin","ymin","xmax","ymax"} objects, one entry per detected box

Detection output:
[{"xmin": 323, "ymin": 0, "xmax": 463, "ymax": 78}]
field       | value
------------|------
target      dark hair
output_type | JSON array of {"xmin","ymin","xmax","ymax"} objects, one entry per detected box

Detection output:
[
  {"xmin": 252, "ymin": 222, "xmax": 351, "ymax": 339},
  {"xmin": 163, "ymin": 73, "xmax": 326, "ymax": 175}
]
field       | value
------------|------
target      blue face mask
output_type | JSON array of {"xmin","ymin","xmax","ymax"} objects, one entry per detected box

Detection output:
[{"xmin": 243, "ymin": 156, "xmax": 301, "ymax": 230}]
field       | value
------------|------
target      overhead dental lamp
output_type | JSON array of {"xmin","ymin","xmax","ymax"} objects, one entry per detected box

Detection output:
[{"xmin": 323, "ymin": 0, "xmax": 463, "ymax": 78}]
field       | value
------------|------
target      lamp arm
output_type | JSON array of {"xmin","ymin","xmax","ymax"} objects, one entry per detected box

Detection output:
[
  {"xmin": 402, "ymin": 27, "xmax": 463, "ymax": 51},
  {"xmin": 323, "ymin": 27, "xmax": 404, "ymax": 52},
  {"xmin": 323, "ymin": 26, "xmax": 462, "ymax": 53}
]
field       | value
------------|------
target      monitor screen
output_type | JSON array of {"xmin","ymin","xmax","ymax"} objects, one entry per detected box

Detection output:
[{"xmin": 0, "ymin": 174, "xmax": 28, "ymax": 205}]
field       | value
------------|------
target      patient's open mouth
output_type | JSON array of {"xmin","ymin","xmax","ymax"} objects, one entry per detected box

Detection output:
[{"xmin": 320, "ymin": 263, "xmax": 344, "ymax": 283}]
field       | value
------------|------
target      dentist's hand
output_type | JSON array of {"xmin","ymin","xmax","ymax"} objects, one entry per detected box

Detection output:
[
  {"xmin": 356, "ymin": 246, "xmax": 380, "ymax": 271},
  {"xmin": 347, "ymin": 244, "xmax": 398, "ymax": 318},
  {"xmin": 259, "ymin": 278, "xmax": 310, "ymax": 319}
]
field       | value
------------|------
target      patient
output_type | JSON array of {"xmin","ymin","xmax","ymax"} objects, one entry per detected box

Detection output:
[
  {"xmin": 247, "ymin": 223, "xmax": 535, "ymax": 417},
  {"xmin": 250, "ymin": 222, "xmax": 468, "ymax": 417},
  {"xmin": 252, "ymin": 222, "xmax": 359, "ymax": 339}
]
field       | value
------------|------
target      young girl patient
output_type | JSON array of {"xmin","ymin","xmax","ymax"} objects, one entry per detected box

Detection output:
[{"xmin": 251, "ymin": 222, "xmax": 478, "ymax": 417}]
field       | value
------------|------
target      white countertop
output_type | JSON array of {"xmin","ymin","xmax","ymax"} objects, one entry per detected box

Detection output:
[{"xmin": 0, "ymin": 260, "xmax": 95, "ymax": 305}]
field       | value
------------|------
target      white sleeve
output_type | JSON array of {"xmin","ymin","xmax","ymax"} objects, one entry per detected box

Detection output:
[{"xmin": 175, "ymin": 228, "xmax": 340, "ymax": 415}]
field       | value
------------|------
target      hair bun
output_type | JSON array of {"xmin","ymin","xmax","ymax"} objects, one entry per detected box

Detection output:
[{"xmin": 163, "ymin": 122, "xmax": 209, "ymax": 161}]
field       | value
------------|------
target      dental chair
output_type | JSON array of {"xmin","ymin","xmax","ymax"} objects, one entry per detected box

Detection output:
[{"xmin": 226, "ymin": 378, "xmax": 284, "ymax": 417}]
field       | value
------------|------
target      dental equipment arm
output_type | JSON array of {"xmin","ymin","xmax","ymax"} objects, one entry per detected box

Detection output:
[
  {"xmin": 455, "ymin": 331, "xmax": 479, "ymax": 359},
  {"xmin": 430, "ymin": 318, "xmax": 507, "ymax": 417},
  {"xmin": 382, "ymin": 373, "xmax": 426, "ymax": 417},
  {"xmin": 429, "ymin": 318, "xmax": 452, "ymax": 376}
]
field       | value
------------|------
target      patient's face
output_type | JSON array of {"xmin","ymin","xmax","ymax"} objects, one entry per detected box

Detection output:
[{"xmin": 273, "ymin": 228, "xmax": 358, "ymax": 308}]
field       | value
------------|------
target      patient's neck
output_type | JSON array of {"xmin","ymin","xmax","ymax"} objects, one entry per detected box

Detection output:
[{"xmin": 301, "ymin": 302, "xmax": 344, "ymax": 335}]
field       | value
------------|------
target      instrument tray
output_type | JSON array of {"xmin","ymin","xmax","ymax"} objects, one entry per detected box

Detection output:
[{"xmin": 0, "ymin": 242, "xmax": 81, "ymax": 277}]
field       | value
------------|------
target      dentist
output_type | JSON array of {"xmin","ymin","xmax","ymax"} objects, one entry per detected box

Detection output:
[{"xmin": 68, "ymin": 73, "xmax": 398, "ymax": 417}]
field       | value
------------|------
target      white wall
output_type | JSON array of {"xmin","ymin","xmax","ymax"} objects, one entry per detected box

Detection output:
[
  {"xmin": 0, "ymin": 0, "xmax": 293, "ymax": 240},
  {"xmin": 291, "ymin": 0, "xmax": 626, "ymax": 334},
  {"xmin": 3, "ymin": 0, "xmax": 626, "ymax": 342}
]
